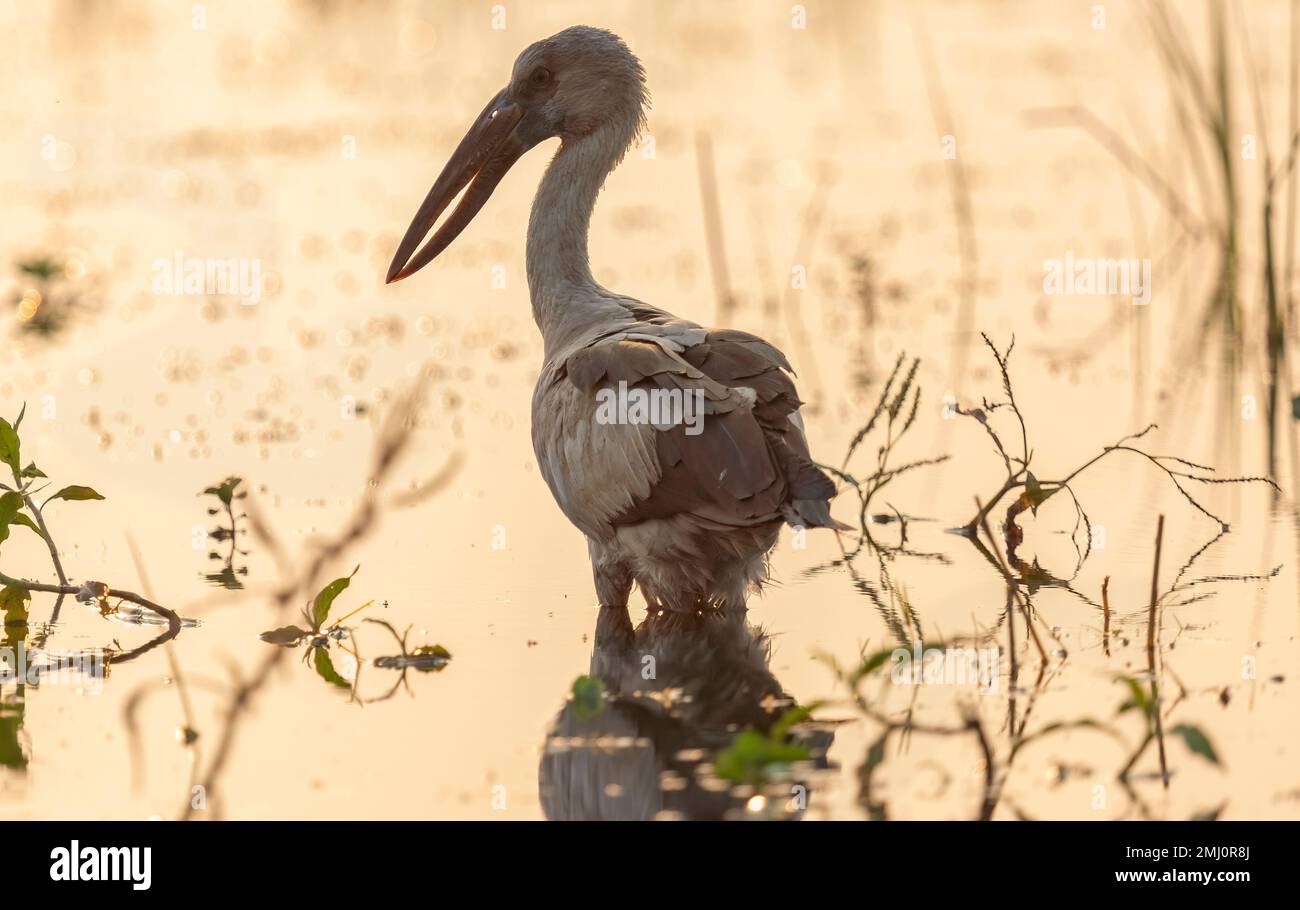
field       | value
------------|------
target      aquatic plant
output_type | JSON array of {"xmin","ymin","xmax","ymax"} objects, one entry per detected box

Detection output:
[
  {"xmin": 365, "ymin": 619, "xmax": 451, "ymax": 703},
  {"xmin": 822, "ymin": 351, "xmax": 949, "ymax": 548},
  {"xmin": 0, "ymin": 404, "xmax": 180, "ymax": 640},
  {"xmin": 183, "ymin": 383, "xmax": 461, "ymax": 819},
  {"xmin": 9, "ymin": 256, "xmax": 77, "ymax": 337},
  {"xmin": 959, "ymin": 334, "xmax": 1279, "ymax": 557},
  {"xmin": 201, "ymin": 476, "xmax": 248, "ymax": 589},
  {"xmin": 713, "ymin": 705, "xmax": 816, "ymax": 788},
  {"xmin": 0, "ymin": 405, "xmax": 184, "ymax": 776},
  {"xmin": 259, "ymin": 566, "xmax": 371, "ymax": 694}
]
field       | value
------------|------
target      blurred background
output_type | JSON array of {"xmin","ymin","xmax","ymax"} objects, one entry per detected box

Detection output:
[{"xmin": 0, "ymin": 0, "xmax": 1296, "ymax": 820}]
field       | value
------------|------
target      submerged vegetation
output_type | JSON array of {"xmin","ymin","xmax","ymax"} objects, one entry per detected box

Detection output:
[
  {"xmin": 201, "ymin": 477, "xmax": 249, "ymax": 590},
  {"xmin": 8, "ymin": 256, "xmax": 89, "ymax": 338},
  {"xmin": 259, "ymin": 565, "xmax": 370, "ymax": 694},
  {"xmin": 0, "ymin": 405, "xmax": 183, "ymax": 772},
  {"xmin": 713, "ymin": 704, "xmax": 818, "ymax": 788},
  {"xmin": 0, "ymin": 404, "xmax": 178, "ymax": 642},
  {"xmin": 807, "ymin": 336, "xmax": 1281, "ymax": 820},
  {"xmin": 957, "ymin": 334, "xmax": 1278, "ymax": 548},
  {"xmin": 366, "ymin": 619, "xmax": 451, "ymax": 702},
  {"xmin": 258, "ymin": 568, "xmax": 452, "ymax": 700},
  {"xmin": 0, "ymin": 384, "xmax": 463, "ymax": 814},
  {"xmin": 820, "ymin": 351, "xmax": 950, "ymax": 554}
]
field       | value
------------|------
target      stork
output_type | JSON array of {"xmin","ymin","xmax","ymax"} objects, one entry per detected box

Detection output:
[{"xmin": 387, "ymin": 26, "xmax": 844, "ymax": 616}]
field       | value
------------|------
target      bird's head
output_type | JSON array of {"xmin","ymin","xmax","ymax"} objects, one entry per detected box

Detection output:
[{"xmin": 386, "ymin": 26, "xmax": 647, "ymax": 284}]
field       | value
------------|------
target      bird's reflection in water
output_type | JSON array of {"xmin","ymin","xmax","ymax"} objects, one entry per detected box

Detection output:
[{"xmin": 540, "ymin": 605, "xmax": 834, "ymax": 821}]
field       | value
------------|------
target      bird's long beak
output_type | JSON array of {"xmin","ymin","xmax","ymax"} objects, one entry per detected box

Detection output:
[{"xmin": 386, "ymin": 90, "xmax": 525, "ymax": 284}]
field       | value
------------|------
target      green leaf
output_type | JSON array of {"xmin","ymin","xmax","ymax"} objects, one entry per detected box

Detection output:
[
  {"xmin": 311, "ymin": 565, "xmax": 359, "ymax": 630},
  {"xmin": 1025, "ymin": 471, "xmax": 1041, "ymax": 514},
  {"xmin": 0, "ymin": 492, "xmax": 22, "ymax": 546},
  {"xmin": 855, "ymin": 641, "xmax": 947, "ymax": 685},
  {"xmin": 713, "ymin": 730, "xmax": 766, "ymax": 784},
  {"xmin": 0, "ymin": 493, "xmax": 39, "ymax": 546},
  {"xmin": 571, "ymin": 675, "xmax": 605, "ymax": 720},
  {"xmin": 1117, "ymin": 676, "xmax": 1153, "ymax": 718},
  {"xmin": 0, "ymin": 418, "xmax": 19, "ymax": 479},
  {"xmin": 0, "ymin": 709, "xmax": 26, "ymax": 771},
  {"xmin": 312, "ymin": 647, "xmax": 351, "ymax": 689},
  {"xmin": 258, "ymin": 625, "xmax": 309, "ymax": 646},
  {"xmin": 17, "ymin": 258, "xmax": 61, "ymax": 281},
  {"xmin": 1171, "ymin": 724, "xmax": 1221, "ymax": 766},
  {"xmin": 771, "ymin": 702, "xmax": 821, "ymax": 742},
  {"xmin": 861, "ymin": 734, "xmax": 890, "ymax": 820},
  {"xmin": 1023, "ymin": 471, "xmax": 1057, "ymax": 515},
  {"xmin": 20, "ymin": 463, "xmax": 45, "ymax": 479},
  {"xmin": 714, "ymin": 729, "xmax": 810, "ymax": 785},
  {"xmin": 12, "ymin": 403, "xmax": 25, "ymax": 433},
  {"xmin": 0, "ymin": 585, "xmax": 30, "ymax": 627},
  {"xmin": 410, "ymin": 644, "xmax": 452, "ymax": 673},
  {"xmin": 858, "ymin": 647, "xmax": 897, "ymax": 677},
  {"xmin": 7, "ymin": 513, "xmax": 39, "ymax": 538},
  {"xmin": 47, "ymin": 485, "xmax": 105, "ymax": 503},
  {"xmin": 202, "ymin": 476, "xmax": 243, "ymax": 506},
  {"xmin": 863, "ymin": 735, "xmax": 888, "ymax": 773},
  {"xmin": 203, "ymin": 564, "xmax": 244, "ymax": 591}
]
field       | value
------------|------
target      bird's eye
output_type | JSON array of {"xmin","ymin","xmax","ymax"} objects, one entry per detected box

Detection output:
[{"xmin": 532, "ymin": 67, "xmax": 551, "ymax": 87}]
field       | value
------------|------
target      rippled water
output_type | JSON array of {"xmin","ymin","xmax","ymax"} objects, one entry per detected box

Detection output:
[{"xmin": 1, "ymin": 0, "xmax": 1297, "ymax": 820}]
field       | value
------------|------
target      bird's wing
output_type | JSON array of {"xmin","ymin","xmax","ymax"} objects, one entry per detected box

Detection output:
[{"xmin": 536, "ymin": 320, "xmax": 838, "ymax": 535}]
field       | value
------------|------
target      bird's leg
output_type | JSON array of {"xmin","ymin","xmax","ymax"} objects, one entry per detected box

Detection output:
[
  {"xmin": 589, "ymin": 540, "xmax": 633, "ymax": 608},
  {"xmin": 593, "ymin": 601, "xmax": 634, "ymax": 652},
  {"xmin": 590, "ymin": 555, "xmax": 635, "ymax": 686},
  {"xmin": 593, "ymin": 566, "xmax": 632, "ymax": 610},
  {"xmin": 713, "ymin": 562, "xmax": 755, "ymax": 619},
  {"xmin": 592, "ymin": 543, "xmax": 637, "ymax": 670}
]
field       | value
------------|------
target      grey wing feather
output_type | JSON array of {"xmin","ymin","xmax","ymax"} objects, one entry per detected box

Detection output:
[{"xmin": 557, "ymin": 321, "xmax": 839, "ymax": 531}]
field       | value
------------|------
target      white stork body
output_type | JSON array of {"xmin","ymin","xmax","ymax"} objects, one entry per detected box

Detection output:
[{"xmin": 388, "ymin": 26, "xmax": 841, "ymax": 614}]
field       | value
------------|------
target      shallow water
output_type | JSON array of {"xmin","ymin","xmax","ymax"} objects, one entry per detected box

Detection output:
[{"xmin": 2, "ymin": 0, "xmax": 1297, "ymax": 820}]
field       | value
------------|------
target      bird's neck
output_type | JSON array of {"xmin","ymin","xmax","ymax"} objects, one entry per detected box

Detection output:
[{"xmin": 526, "ymin": 118, "xmax": 636, "ymax": 357}]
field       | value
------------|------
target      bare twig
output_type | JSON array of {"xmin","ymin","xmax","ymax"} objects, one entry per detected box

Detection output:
[{"xmin": 1147, "ymin": 515, "xmax": 1169, "ymax": 789}]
